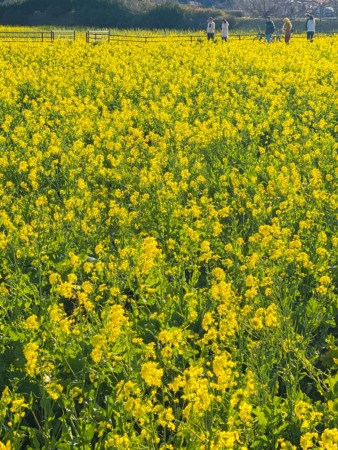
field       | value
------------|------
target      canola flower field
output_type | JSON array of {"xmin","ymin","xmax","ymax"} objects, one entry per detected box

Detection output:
[{"xmin": 0, "ymin": 30, "xmax": 338, "ymax": 450}]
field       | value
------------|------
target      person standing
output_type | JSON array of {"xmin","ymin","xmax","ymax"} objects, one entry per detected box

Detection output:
[
  {"xmin": 265, "ymin": 16, "xmax": 275, "ymax": 43},
  {"xmin": 221, "ymin": 18, "xmax": 229, "ymax": 42},
  {"xmin": 282, "ymin": 17, "xmax": 292, "ymax": 44},
  {"xmin": 306, "ymin": 14, "xmax": 315, "ymax": 41},
  {"xmin": 305, "ymin": 13, "xmax": 310, "ymax": 33},
  {"xmin": 207, "ymin": 17, "xmax": 215, "ymax": 41}
]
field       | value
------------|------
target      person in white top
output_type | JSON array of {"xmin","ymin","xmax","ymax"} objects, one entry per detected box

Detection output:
[
  {"xmin": 306, "ymin": 14, "xmax": 315, "ymax": 41},
  {"xmin": 207, "ymin": 17, "xmax": 215, "ymax": 41},
  {"xmin": 221, "ymin": 18, "xmax": 229, "ymax": 41}
]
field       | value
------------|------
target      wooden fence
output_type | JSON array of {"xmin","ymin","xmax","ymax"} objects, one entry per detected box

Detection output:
[
  {"xmin": 51, "ymin": 30, "xmax": 76, "ymax": 41},
  {"xmin": 86, "ymin": 30, "xmax": 110, "ymax": 43},
  {"xmin": 108, "ymin": 34, "xmax": 203, "ymax": 43},
  {"xmin": 0, "ymin": 30, "xmax": 336, "ymax": 44},
  {"xmin": 86, "ymin": 31, "xmax": 338, "ymax": 43},
  {"xmin": 0, "ymin": 30, "xmax": 76, "ymax": 43}
]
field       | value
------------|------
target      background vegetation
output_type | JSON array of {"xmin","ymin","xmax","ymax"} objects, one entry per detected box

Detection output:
[{"xmin": 0, "ymin": 0, "xmax": 338, "ymax": 30}]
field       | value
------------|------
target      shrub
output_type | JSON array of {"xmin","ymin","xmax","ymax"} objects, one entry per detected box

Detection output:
[{"xmin": 139, "ymin": 2, "xmax": 186, "ymax": 30}]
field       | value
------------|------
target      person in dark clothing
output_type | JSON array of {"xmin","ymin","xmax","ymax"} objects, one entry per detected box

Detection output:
[
  {"xmin": 265, "ymin": 16, "xmax": 275, "ymax": 43},
  {"xmin": 305, "ymin": 13, "xmax": 310, "ymax": 31}
]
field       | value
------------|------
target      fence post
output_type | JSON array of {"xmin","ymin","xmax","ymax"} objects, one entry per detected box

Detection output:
[
  {"xmin": 51, "ymin": 30, "xmax": 54, "ymax": 42},
  {"xmin": 41, "ymin": 31, "xmax": 44, "ymax": 42},
  {"xmin": 73, "ymin": 30, "xmax": 76, "ymax": 41}
]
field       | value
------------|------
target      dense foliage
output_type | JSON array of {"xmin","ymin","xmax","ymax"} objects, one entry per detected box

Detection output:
[
  {"xmin": 0, "ymin": 31, "xmax": 338, "ymax": 449},
  {"xmin": 0, "ymin": 0, "xmax": 132, "ymax": 27},
  {"xmin": 0, "ymin": 1, "xmax": 337, "ymax": 30}
]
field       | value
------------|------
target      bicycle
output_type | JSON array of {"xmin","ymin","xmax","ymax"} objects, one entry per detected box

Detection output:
[{"xmin": 253, "ymin": 32, "xmax": 282, "ymax": 42}]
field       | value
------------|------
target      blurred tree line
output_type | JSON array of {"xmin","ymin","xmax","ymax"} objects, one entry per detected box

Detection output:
[
  {"xmin": 0, "ymin": 0, "xmax": 227, "ymax": 28},
  {"xmin": 0, "ymin": 0, "xmax": 336, "ymax": 27}
]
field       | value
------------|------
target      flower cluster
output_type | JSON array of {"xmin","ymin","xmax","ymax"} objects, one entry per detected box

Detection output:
[{"xmin": 0, "ymin": 28, "xmax": 338, "ymax": 449}]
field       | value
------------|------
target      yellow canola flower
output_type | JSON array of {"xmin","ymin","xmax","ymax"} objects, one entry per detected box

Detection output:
[
  {"xmin": 137, "ymin": 236, "xmax": 162, "ymax": 276},
  {"xmin": 249, "ymin": 303, "xmax": 279, "ymax": 330},
  {"xmin": 211, "ymin": 267, "xmax": 226, "ymax": 281},
  {"xmin": 319, "ymin": 429, "xmax": 338, "ymax": 449},
  {"xmin": 45, "ymin": 383, "xmax": 63, "ymax": 401},
  {"xmin": 300, "ymin": 432, "xmax": 319, "ymax": 450},
  {"xmin": 48, "ymin": 305, "xmax": 73, "ymax": 335},
  {"xmin": 141, "ymin": 361, "xmax": 163, "ymax": 387},
  {"xmin": 212, "ymin": 352, "xmax": 236, "ymax": 390},
  {"xmin": 0, "ymin": 442, "xmax": 11, "ymax": 450},
  {"xmin": 23, "ymin": 342, "xmax": 39, "ymax": 377},
  {"xmin": 211, "ymin": 431, "xmax": 240, "ymax": 449},
  {"xmin": 25, "ymin": 314, "xmax": 39, "ymax": 330}
]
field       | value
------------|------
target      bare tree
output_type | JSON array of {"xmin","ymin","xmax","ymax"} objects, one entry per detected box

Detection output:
[
  {"xmin": 299, "ymin": 0, "xmax": 321, "ymax": 12},
  {"xmin": 235, "ymin": 0, "xmax": 337, "ymax": 16},
  {"xmin": 280, "ymin": 0, "xmax": 303, "ymax": 18},
  {"xmin": 234, "ymin": 0, "xmax": 289, "ymax": 17}
]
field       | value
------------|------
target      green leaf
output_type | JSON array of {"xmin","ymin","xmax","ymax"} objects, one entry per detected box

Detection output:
[
  {"xmin": 254, "ymin": 406, "xmax": 268, "ymax": 427},
  {"xmin": 83, "ymin": 423, "xmax": 96, "ymax": 443},
  {"xmin": 274, "ymin": 422, "xmax": 289, "ymax": 435},
  {"xmin": 7, "ymin": 329, "xmax": 25, "ymax": 342}
]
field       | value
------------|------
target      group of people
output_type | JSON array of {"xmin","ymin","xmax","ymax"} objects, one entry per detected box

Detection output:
[
  {"xmin": 265, "ymin": 16, "xmax": 293, "ymax": 43},
  {"xmin": 207, "ymin": 17, "xmax": 229, "ymax": 41},
  {"xmin": 265, "ymin": 14, "xmax": 316, "ymax": 44},
  {"xmin": 206, "ymin": 14, "xmax": 316, "ymax": 44}
]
